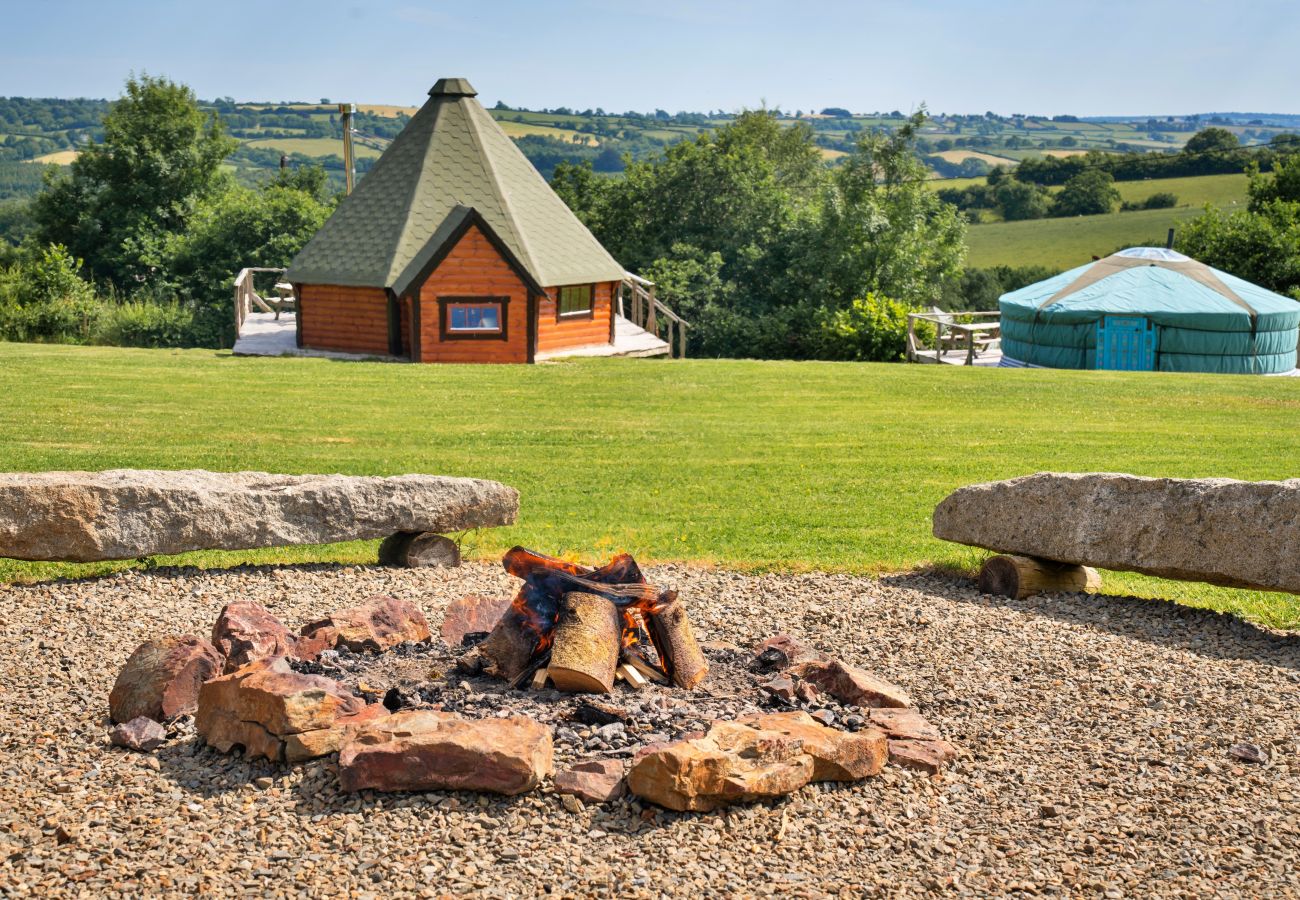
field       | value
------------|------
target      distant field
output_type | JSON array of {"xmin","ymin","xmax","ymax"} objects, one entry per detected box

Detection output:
[
  {"xmin": 965, "ymin": 206, "xmax": 1206, "ymax": 269},
  {"xmin": 356, "ymin": 104, "xmax": 417, "ymax": 118},
  {"xmin": 495, "ymin": 120, "xmax": 599, "ymax": 145},
  {"xmin": 1040, "ymin": 149, "xmax": 1093, "ymax": 158},
  {"xmin": 819, "ymin": 148, "xmax": 848, "ymax": 160},
  {"xmin": 933, "ymin": 149, "xmax": 1017, "ymax": 166},
  {"xmin": 927, "ymin": 175, "xmax": 985, "ymax": 189},
  {"xmin": 1111, "ymin": 172, "xmax": 1249, "ymax": 208},
  {"xmin": 244, "ymin": 137, "xmax": 382, "ymax": 159},
  {"xmin": 26, "ymin": 150, "xmax": 78, "ymax": 165}
]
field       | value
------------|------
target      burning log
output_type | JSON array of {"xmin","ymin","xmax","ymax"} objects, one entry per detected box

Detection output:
[
  {"xmin": 547, "ymin": 592, "xmax": 622, "ymax": 693},
  {"xmin": 646, "ymin": 592, "xmax": 709, "ymax": 690},
  {"xmin": 458, "ymin": 547, "xmax": 709, "ymax": 693},
  {"xmin": 458, "ymin": 608, "xmax": 537, "ymax": 683}
]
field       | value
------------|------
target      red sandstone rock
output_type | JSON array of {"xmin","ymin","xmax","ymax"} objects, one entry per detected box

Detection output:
[
  {"xmin": 628, "ymin": 712, "xmax": 885, "ymax": 812},
  {"xmin": 338, "ymin": 709, "xmax": 553, "ymax": 795},
  {"xmin": 109, "ymin": 716, "xmax": 168, "ymax": 751},
  {"xmin": 752, "ymin": 634, "xmax": 825, "ymax": 669},
  {"xmin": 628, "ymin": 720, "xmax": 814, "ymax": 812},
  {"xmin": 211, "ymin": 601, "xmax": 296, "ymax": 673},
  {"xmin": 760, "ymin": 674, "xmax": 798, "ymax": 703},
  {"xmin": 738, "ymin": 711, "xmax": 888, "ymax": 781},
  {"xmin": 304, "ymin": 595, "xmax": 431, "ymax": 653},
  {"xmin": 868, "ymin": 708, "xmax": 942, "ymax": 741},
  {"xmin": 108, "ymin": 635, "xmax": 224, "ymax": 723},
  {"xmin": 195, "ymin": 657, "xmax": 370, "ymax": 762},
  {"xmin": 791, "ymin": 658, "xmax": 911, "ymax": 708},
  {"xmin": 888, "ymin": 738, "xmax": 958, "ymax": 774},
  {"xmin": 440, "ymin": 594, "xmax": 510, "ymax": 646},
  {"xmin": 283, "ymin": 702, "xmax": 390, "ymax": 763},
  {"xmin": 554, "ymin": 759, "xmax": 627, "ymax": 804},
  {"xmin": 293, "ymin": 622, "xmax": 339, "ymax": 661}
]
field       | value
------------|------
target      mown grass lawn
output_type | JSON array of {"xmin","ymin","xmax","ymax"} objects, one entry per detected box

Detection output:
[{"xmin": 1, "ymin": 343, "xmax": 1297, "ymax": 629}]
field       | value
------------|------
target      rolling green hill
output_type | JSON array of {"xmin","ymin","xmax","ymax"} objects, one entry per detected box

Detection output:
[
  {"xmin": 958, "ymin": 172, "xmax": 1251, "ymax": 269},
  {"xmin": 965, "ymin": 206, "xmax": 1209, "ymax": 269}
]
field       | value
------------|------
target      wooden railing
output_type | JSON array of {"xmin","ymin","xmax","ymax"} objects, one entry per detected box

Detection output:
[
  {"xmin": 907, "ymin": 310, "xmax": 1001, "ymax": 365},
  {"xmin": 233, "ymin": 267, "xmax": 293, "ymax": 336},
  {"xmin": 620, "ymin": 272, "xmax": 689, "ymax": 359}
]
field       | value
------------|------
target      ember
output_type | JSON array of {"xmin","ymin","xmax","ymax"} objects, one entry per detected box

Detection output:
[{"xmin": 458, "ymin": 548, "xmax": 708, "ymax": 693}]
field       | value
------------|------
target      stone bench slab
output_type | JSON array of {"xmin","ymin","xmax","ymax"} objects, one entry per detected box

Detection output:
[
  {"xmin": 932, "ymin": 472, "xmax": 1300, "ymax": 594},
  {"xmin": 0, "ymin": 469, "xmax": 518, "ymax": 562}
]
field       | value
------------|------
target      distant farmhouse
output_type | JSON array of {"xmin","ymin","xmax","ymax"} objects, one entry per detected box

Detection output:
[{"xmin": 283, "ymin": 78, "xmax": 670, "ymax": 363}]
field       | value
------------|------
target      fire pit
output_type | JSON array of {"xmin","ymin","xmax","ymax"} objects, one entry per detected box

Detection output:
[{"xmin": 107, "ymin": 548, "xmax": 956, "ymax": 812}]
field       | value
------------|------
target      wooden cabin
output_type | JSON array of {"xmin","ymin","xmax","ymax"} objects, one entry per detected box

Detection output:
[{"xmin": 284, "ymin": 78, "xmax": 627, "ymax": 363}]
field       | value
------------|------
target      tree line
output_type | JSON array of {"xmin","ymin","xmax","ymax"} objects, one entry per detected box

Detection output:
[
  {"xmin": 1013, "ymin": 128, "xmax": 1300, "ymax": 185},
  {"xmin": 1, "ymin": 76, "xmax": 333, "ymax": 349},
  {"xmin": 552, "ymin": 110, "xmax": 965, "ymax": 360}
]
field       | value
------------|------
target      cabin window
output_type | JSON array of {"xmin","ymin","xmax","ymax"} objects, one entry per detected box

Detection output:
[
  {"xmin": 448, "ymin": 303, "xmax": 501, "ymax": 332},
  {"xmin": 557, "ymin": 284, "xmax": 594, "ymax": 318},
  {"xmin": 438, "ymin": 297, "xmax": 509, "ymax": 341}
]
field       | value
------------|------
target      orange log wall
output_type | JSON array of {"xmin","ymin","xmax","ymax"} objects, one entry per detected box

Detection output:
[
  {"xmin": 536, "ymin": 281, "xmax": 616, "ymax": 355},
  {"xmin": 298, "ymin": 284, "xmax": 391, "ymax": 356},
  {"xmin": 415, "ymin": 224, "xmax": 529, "ymax": 364}
]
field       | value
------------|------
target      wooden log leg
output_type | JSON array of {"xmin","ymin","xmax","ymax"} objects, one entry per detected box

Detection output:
[
  {"xmin": 548, "ymin": 592, "xmax": 621, "ymax": 693},
  {"xmin": 379, "ymin": 532, "xmax": 460, "ymax": 568},
  {"xmin": 646, "ymin": 593, "xmax": 708, "ymax": 690},
  {"xmin": 978, "ymin": 554, "xmax": 1101, "ymax": 600}
]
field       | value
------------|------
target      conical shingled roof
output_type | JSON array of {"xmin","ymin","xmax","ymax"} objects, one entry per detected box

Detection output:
[{"xmin": 284, "ymin": 78, "xmax": 624, "ymax": 294}]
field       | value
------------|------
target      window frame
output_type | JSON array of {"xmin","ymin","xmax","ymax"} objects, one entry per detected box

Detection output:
[
  {"xmin": 437, "ymin": 296, "xmax": 510, "ymax": 342},
  {"xmin": 555, "ymin": 283, "xmax": 595, "ymax": 321}
]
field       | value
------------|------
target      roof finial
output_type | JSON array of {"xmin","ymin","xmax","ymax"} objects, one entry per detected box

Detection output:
[{"xmin": 430, "ymin": 78, "xmax": 477, "ymax": 98}]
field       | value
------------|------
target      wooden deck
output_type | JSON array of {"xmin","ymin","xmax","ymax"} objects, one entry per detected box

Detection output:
[
  {"xmin": 910, "ymin": 348, "xmax": 1004, "ymax": 367},
  {"xmin": 534, "ymin": 315, "xmax": 669, "ymax": 360},
  {"xmin": 231, "ymin": 312, "xmax": 670, "ymax": 361}
]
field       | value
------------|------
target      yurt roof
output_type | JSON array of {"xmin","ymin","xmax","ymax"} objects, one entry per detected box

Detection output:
[
  {"xmin": 285, "ymin": 78, "xmax": 624, "ymax": 295},
  {"xmin": 1000, "ymin": 248, "xmax": 1299, "ymax": 328}
]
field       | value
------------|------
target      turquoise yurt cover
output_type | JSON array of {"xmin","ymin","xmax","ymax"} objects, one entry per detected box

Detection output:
[{"xmin": 999, "ymin": 248, "xmax": 1300, "ymax": 374}]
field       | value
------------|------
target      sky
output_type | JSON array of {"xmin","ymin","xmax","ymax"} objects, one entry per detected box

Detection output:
[{"xmin": 2, "ymin": 0, "xmax": 1298, "ymax": 117}]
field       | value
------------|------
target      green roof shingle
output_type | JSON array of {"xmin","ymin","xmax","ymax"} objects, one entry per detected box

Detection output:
[{"xmin": 285, "ymin": 78, "xmax": 624, "ymax": 294}]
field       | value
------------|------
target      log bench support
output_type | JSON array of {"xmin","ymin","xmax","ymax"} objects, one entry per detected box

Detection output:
[
  {"xmin": 978, "ymin": 554, "xmax": 1101, "ymax": 600},
  {"xmin": 379, "ymin": 532, "xmax": 461, "ymax": 568}
]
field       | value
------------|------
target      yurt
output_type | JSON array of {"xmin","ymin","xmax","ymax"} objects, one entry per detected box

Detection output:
[{"xmin": 999, "ymin": 248, "xmax": 1300, "ymax": 374}]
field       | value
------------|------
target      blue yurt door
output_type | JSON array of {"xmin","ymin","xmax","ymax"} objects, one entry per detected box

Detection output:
[{"xmin": 1096, "ymin": 316, "xmax": 1156, "ymax": 370}]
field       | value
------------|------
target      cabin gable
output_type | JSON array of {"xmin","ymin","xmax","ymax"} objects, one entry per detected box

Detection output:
[{"xmin": 411, "ymin": 223, "xmax": 532, "ymax": 364}]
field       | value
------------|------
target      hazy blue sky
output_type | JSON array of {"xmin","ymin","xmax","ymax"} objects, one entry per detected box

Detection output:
[{"xmin": 3, "ymin": 0, "xmax": 1298, "ymax": 116}]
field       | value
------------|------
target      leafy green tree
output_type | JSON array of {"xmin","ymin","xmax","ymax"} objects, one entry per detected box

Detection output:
[
  {"xmin": 994, "ymin": 179, "xmax": 1051, "ymax": 220},
  {"xmin": 31, "ymin": 74, "xmax": 237, "ymax": 286},
  {"xmin": 1176, "ymin": 157, "xmax": 1300, "ymax": 297},
  {"xmin": 1184, "ymin": 127, "xmax": 1240, "ymax": 155},
  {"xmin": 797, "ymin": 112, "xmax": 966, "ymax": 310},
  {"xmin": 163, "ymin": 183, "xmax": 331, "ymax": 346},
  {"xmin": 1051, "ymin": 169, "xmax": 1120, "ymax": 216}
]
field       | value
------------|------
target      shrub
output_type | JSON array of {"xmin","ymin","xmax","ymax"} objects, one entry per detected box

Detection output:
[
  {"xmin": 814, "ymin": 294, "xmax": 918, "ymax": 362},
  {"xmin": 0, "ymin": 244, "xmax": 103, "ymax": 343},
  {"xmin": 1121, "ymin": 191, "xmax": 1178, "ymax": 211},
  {"xmin": 93, "ymin": 301, "xmax": 196, "ymax": 348}
]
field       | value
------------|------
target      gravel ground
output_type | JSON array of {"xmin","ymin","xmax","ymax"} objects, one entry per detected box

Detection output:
[{"xmin": 1, "ymin": 562, "xmax": 1297, "ymax": 898}]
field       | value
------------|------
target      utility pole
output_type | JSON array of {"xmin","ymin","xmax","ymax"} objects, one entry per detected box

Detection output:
[{"xmin": 338, "ymin": 103, "xmax": 356, "ymax": 195}]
